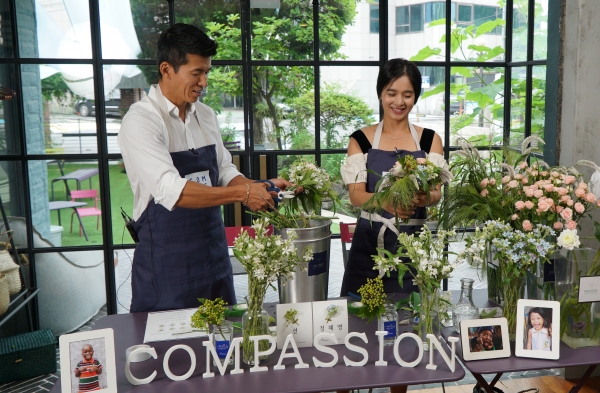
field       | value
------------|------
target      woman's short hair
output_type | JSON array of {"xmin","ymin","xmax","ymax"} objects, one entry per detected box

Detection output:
[
  {"xmin": 157, "ymin": 23, "xmax": 218, "ymax": 78},
  {"xmin": 376, "ymin": 58, "xmax": 422, "ymax": 104}
]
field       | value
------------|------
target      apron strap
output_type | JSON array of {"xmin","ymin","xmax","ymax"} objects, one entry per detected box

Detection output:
[
  {"xmin": 373, "ymin": 121, "xmax": 421, "ymax": 150},
  {"xmin": 360, "ymin": 211, "xmax": 426, "ymax": 277}
]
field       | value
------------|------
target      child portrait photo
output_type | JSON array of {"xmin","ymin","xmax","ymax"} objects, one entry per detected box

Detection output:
[
  {"xmin": 460, "ymin": 317, "xmax": 511, "ymax": 361},
  {"xmin": 59, "ymin": 328, "xmax": 117, "ymax": 393},
  {"xmin": 515, "ymin": 299, "xmax": 560, "ymax": 360},
  {"xmin": 468, "ymin": 325, "xmax": 504, "ymax": 352}
]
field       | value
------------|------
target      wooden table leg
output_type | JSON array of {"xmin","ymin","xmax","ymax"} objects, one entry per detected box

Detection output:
[{"xmin": 472, "ymin": 372, "xmax": 504, "ymax": 393}]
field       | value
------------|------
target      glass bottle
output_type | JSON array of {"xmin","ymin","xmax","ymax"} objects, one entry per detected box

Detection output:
[
  {"xmin": 452, "ymin": 277, "xmax": 479, "ymax": 332},
  {"xmin": 242, "ymin": 308, "xmax": 270, "ymax": 365},
  {"xmin": 212, "ymin": 320, "xmax": 234, "ymax": 366},
  {"xmin": 378, "ymin": 301, "xmax": 398, "ymax": 346}
]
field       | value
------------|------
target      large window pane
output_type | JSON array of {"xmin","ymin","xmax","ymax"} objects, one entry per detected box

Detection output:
[
  {"xmin": 98, "ymin": 0, "xmax": 147, "ymax": 59},
  {"xmin": 17, "ymin": 0, "xmax": 92, "ymax": 59},
  {"xmin": 509, "ymin": 67, "xmax": 527, "ymax": 147},
  {"xmin": 319, "ymin": 66, "xmax": 378, "ymax": 150},
  {"xmin": 410, "ymin": 4, "xmax": 424, "ymax": 32},
  {"xmin": 414, "ymin": 66, "xmax": 448, "ymax": 143},
  {"xmin": 390, "ymin": 2, "xmax": 445, "ymax": 60},
  {"xmin": 512, "ymin": 2, "xmax": 529, "ymax": 62},
  {"xmin": 531, "ymin": 66, "xmax": 546, "ymax": 139},
  {"xmin": 26, "ymin": 65, "xmax": 98, "ymax": 154},
  {"xmin": 448, "ymin": 66, "xmax": 505, "ymax": 147},
  {"xmin": 534, "ymin": 0, "xmax": 548, "ymax": 60},
  {"xmin": 0, "ymin": 1, "xmax": 14, "ymax": 57},
  {"xmin": 175, "ymin": 0, "xmax": 241, "ymax": 61},
  {"xmin": 0, "ymin": 161, "xmax": 25, "ymax": 228},
  {"xmin": 108, "ymin": 159, "xmax": 134, "ymax": 245},
  {"xmin": 321, "ymin": 153, "xmax": 347, "ymax": 236},
  {"xmin": 0, "ymin": 64, "xmax": 20, "ymax": 155},
  {"xmin": 252, "ymin": 66, "xmax": 313, "ymax": 151},
  {"xmin": 321, "ymin": 1, "xmax": 376, "ymax": 61},
  {"xmin": 251, "ymin": 3, "xmax": 313, "ymax": 61}
]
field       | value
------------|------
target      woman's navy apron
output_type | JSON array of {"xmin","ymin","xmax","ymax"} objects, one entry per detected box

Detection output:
[
  {"xmin": 130, "ymin": 87, "xmax": 235, "ymax": 313},
  {"xmin": 340, "ymin": 121, "xmax": 427, "ymax": 296}
]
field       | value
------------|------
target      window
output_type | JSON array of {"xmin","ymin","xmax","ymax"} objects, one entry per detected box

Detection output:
[
  {"xmin": 370, "ymin": 5, "xmax": 379, "ymax": 33},
  {"xmin": 425, "ymin": 2, "xmax": 446, "ymax": 23},
  {"xmin": 457, "ymin": 4, "xmax": 473, "ymax": 25},
  {"xmin": 396, "ymin": 4, "xmax": 424, "ymax": 34},
  {"xmin": 474, "ymin": 5, "xmax": 502, "ymax": 34}
]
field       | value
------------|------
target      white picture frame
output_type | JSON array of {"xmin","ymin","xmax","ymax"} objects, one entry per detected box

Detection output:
[
  {"xmin": 459, "ymin": 317, "xmax": 511, "ymax": 361},
  {"xmin": 59, "ymin": 328, "xmax": 118, "ymax": 393},
  {"xmin": 515, "ymin": 299, "xmax": 560, "ymax": 360}
]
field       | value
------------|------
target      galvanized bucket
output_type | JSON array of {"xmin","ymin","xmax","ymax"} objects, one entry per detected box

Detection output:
[{"xmin": 276, "ymin": 219, "xmax": 331, "ymax": 303}]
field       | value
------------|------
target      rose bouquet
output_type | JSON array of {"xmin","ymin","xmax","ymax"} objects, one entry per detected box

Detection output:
[
  {"xmin": 364, "ymin": 154, "xmax": 452, "ymax": 223},
  {"xmin": 233, "ymin": 217, "xmax": 313, "ymax": 364},
  {"xmin": 372, "ymin": 226, "xmax": 456, "ymax": 348}
]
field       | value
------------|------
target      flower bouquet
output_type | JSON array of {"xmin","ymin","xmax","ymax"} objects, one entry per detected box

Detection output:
[
  {"xmin": 456, "ymin": 220, "xmax": 556, "ymax": 337},
  {"xmin": 364, "ymin": 154, "xmax": 451, "ymax": 224},
  {"xmin": 260, "ymin": 159, "xmax": 340, "ymax": 229},
  {"xmin": 372, "ymin": 226, "xmax": 456, "ymax": 350},
  {"xmin": 233, "ymin": 217, "xmax": 313, "ymax": 365}
]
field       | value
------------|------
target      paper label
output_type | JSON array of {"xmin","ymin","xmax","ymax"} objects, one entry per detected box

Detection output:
[
  {"xmin": 312, "ymin": 300, "xmax": 348, "ymax": 346},
  {"xmin": 543, "ymin": 261, "xmax": 555, "ymax": 283},
  {"xmin": 216, "ymin": 340, "xmax": 230, "ymax": 358},
  {"xmin": 276, "ymin": 302, "xmax": 313, "ymax": 349},
  {"xmin": 383, "ymin": 321, "xmax": 396, "ymax": 338},
  {"xmin": 308, "ymin": 250, "xmax": 328, "ymax": 276},
  {"xmin": 578, "ymin": 276, "xmax": 600, "ymax": 302},
  {"xmin": 186, "ymin": 170, "xmax": 212, "ymax": 186}
]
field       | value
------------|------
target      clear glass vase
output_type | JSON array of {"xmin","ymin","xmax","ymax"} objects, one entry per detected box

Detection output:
[
  {"xmin": 419, "ymin": 289, "xmax": 440, "ymax": 351},
  {"xmin": 452, "ymin": 278, "xmax": 479, "ymax": 333},
  {"xmin": 378, "ymin": 301, "xmax": 398, "ymax": 346},
  {"xmin": 242, "ymin": 308, "xmax": 270, "ymax": 366},
  {"xmin": 500, "ymin": 261, "xmax": 526, "ymax": 339},
  {"xmin": 212, "ymin": 320, "xmax": 234, "ymax": 366}
]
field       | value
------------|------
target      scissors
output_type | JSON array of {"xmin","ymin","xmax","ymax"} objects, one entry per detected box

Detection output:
[{"xmin": 254, "ymin": 180, "xmax": 294, "ymax": 208}]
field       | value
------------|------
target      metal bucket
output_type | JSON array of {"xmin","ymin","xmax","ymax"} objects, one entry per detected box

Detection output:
[{"xmin": 276, "ymin": 219, "xmax": 331, "ymax": 303}]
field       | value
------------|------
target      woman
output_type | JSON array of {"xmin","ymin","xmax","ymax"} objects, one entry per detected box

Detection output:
[{"xmin": 340, "ymin": 58, "xmax": 444, "ymax": 297}]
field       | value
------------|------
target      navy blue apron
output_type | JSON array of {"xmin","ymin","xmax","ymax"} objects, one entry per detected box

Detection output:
[
  {"xmin": 340, "ymin": 122, "xmax": 427, "ymax": 296},
  {"xmin": 129, "ymin": 93, "xmax": 236, "ymax": 312}
]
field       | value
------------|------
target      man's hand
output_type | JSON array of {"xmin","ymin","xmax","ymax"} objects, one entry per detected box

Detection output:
[
  {"xmin": 245, "ymin": 182, "xmax": 275, "ymax": 212},
  {"xmin": 270, "ymin": 178, "xmax": 303, "ymax": 194}
]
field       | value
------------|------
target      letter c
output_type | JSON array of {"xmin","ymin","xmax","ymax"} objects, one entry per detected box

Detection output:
[{"xmin": 125, "ymin": 347, "xmax": 157, "ymax": 385}]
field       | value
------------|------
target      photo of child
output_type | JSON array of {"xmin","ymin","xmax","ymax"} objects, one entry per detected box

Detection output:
[
  {"xmin": 524, "ymin": 307, "xmax": 552, "ymax": 351},
  {"xmin": 69, "ymin": 338, "xmax": 107, "ymax": 393},
  {"xmin": 469, "ymin": 325, "xmax": 503, "ymax": 352}
]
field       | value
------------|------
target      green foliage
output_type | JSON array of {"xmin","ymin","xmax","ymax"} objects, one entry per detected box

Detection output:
[
  {"xmin": 190, "ymin": 297, "xmax": 227, "ymax": 330},
  {"xmin": 356, "ymin": 277, "xmax": 386, "ymax": 323}
]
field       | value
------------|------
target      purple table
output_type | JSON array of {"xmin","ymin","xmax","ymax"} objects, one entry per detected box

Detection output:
[
  {"xmin": 48, "ymin": 201, "xmax": 88, "ymax": 240},
  {"xmin": 49, "ymin": 301, "xmax": 465, "ymax": 393}
]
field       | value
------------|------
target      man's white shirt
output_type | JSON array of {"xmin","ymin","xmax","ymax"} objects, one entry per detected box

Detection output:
[{"xmin": 118, "ymin": 85, "xmax": 241, "ymax": 220}]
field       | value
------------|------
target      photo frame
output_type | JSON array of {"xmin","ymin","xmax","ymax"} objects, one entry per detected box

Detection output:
[
  {"xmin": 459, "ymin": 317, "xmax": 511, "ymax": 361},
  {"xmin": 59, "ymin": 328, "xmax": 117, "ymax": 393},
  {"xmin": 515, "ymin": 299, "xmax": 560, "ymax": 360}
]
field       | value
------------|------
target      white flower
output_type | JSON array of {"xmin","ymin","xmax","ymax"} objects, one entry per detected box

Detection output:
[{"xmin": 557, "ymin": 229, "xmax": 581, "ymax": 250}]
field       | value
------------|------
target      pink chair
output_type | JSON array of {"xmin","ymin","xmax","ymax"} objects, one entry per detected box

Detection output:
[
  {"xmin": 70, "ymin": 189, "xmax": 102, "ymax": 237},
  {"xmin": 340, "ymin": 222, "xmax": 357, "ymax": 269}
]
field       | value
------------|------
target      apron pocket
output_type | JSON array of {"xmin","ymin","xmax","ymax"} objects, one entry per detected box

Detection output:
[{"xmin": 164, "ymin": 226, "xmax": 229, "ymax": 285}]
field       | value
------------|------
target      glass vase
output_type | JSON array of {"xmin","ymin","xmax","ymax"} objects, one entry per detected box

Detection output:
[
  {"xmin": 486, "ymin": 244, "xmax": 504, "ymax": 305},
  {"xmin": 500, "ymin": 262, "xmax": 525, "ymax": 339},
  {"xmin": 419, "ymin": 288, "xmax": 440, "ymax": 351},
  {"xmin": 212, "ymin": 320, "xmax": 234, "ymax": 366},
  {"xmin": 242, "ymin": 308, "xmax": 270, "ymax": 366},
  {"xmin": 377, "ymin": 301, "xmax": 398, "ymax": 346},
  {"xmin": 452, "ymin": 278, "xmax": 479, "ymax": 333},
  {"xmin": 555, "ymin": 248, "xmax": 600, "ymax": 348}
]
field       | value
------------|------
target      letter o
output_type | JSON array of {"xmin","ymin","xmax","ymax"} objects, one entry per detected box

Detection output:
[
  {"xmin": 163, "ymin": 344, "xmax": 196, "ymax": 381},
  {"xmin": 393, "ymin": 333, "xmax": 423, "ymax": 368}
]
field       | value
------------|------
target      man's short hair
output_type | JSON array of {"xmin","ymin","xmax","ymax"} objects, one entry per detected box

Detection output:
[
  {"xmin": 477, "ymin": 326, "xmax": 494, "ymax": 336},
  {"xmin": 157, "ymin": 23, "xmax": 218, "ymax": 78}
]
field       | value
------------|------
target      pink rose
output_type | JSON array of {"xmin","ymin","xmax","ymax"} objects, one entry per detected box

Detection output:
[
  {"xmin": 556, "ymin": 205, "xmax": 564, "ymax": 213},
  {"xmin": 489, "ymin": 178, "xmax": 497, "ymax": 186},
  {"xmin": 544, "ymin": 184, "xmax": 555, "ymax": 192},
  {"xmin": 540, "ymin": 171, "xmax": 549, "ymax": 177},
  {"xmin": 545, "ymin": 198, "xmax": 554, "ymax": 206},
  {"xmin": 586, "ymin": 193, "xmax": 597, "ymax": 203},
  {"xmin": 525, "ymin": 189, "xmax": 535, "ymax": 198},
  {"xmin": 522, "ymin": 178, "xmax": 529, "ymax": 185},
  {"xmin": 480, "ymin": 189, "xmax": 489, "ymax": 197},
  {"xmin": 530, "ymin": 184, "xmax": 539, "ymax": 190},
  {"xmin": 525, "ymin": 201, "xmax": 535, "ymax": 210},
  {"xmin": 533, "ymin": 190, "xmax": 544, "ymax": 198},
  {"xmin": 508, "ymin": 180, "xmax": 519, "ymax": 189},
  {"xmin": 557, "ymin": 187, "xmax": 568, "ymax": 196},
  {"xmin": 515, "ymin": 174, "xmax": 524, "ymax": 180},
  {"xmin": 480, "ymin": 178, "xmax": 489, "ymax": 188},
  {"xmin": 561, "ymin": 207, "xmax": 573, "ymax": 220},
  {"xmin": 531, "ymin": 170, "xmax": 539, "ymax": 177},
  {"xmin": 522, "ymin": 220, "xmax": 533, "ymax": 231},
  {"xmin": 553, "ymin": 222, "xmax": 563, "ymax": 230},
  {"xmin": 567, "ymin": 199, "xmax": 574, "ymax": 207},
  {"xmin": 550, "ymin": 171, "xmax": 560, "ymax": 178},
  {"xmin": 511, "ymin": 214, "xmax": 518, "ymax": 220},
  {"xmin": 575, "ymin": 188, "xmax": 586, "ymax": 198},
  {"xmin": 578, "ymin": 182, "xmax": 588, "ymax": 190},
  {"xmin": 560, "ymin": 195, "xmax": 570, "ymax": 203},
  {"xmin": 575, "ymin": 202, "xmax": 585, "ymax": 214},
  {"xmin": 416, "ymin": 157, "xmax": 427, "ymax": 165},
  {"xmin": 538, "ymin": 200, "xmax": 550, "ymax": 212},
  {"xmin": 519, "ymin": 162, "xmax": 528, "ymax": 169},
  {"xmin": 566, "ymin": 220, "xmax": 577, "ymax": 230},
  {"xmin": 564, "ymin": 175, "xmax": 576, "ymax": 185},
  {"xmin": 515, "ymin": 201, "xmax": 526, "ymax": 210},
  {"xmin": 502, "ymin": 176, "xmax": 511, "ymax": 184}
]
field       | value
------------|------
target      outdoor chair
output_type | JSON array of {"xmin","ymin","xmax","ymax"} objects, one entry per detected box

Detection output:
[
  {"xmin": 70, "ymin": 189, "xmax": 102, "ymax": 237},
  {"xmin": 339, "ymin": 222, "xmax": 356, "ymax": 269}
]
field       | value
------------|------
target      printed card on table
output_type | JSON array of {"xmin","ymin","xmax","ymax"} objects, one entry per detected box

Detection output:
[
  {"xmin": 312, "ymin": 299, "xmax": 348, "ymax": 346},
  {"xmin": 276, "ymin": 302, "xmax": 313, "ymax": 349}
]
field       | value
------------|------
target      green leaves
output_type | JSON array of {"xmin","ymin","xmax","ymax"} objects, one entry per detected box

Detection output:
[
  {"xmin": 409, "ymin": 46, "xmax": 442, "ymax": 61},
  {"xmin": 474, "ymin": 19, "xmax": 506, "ymax": 38}
]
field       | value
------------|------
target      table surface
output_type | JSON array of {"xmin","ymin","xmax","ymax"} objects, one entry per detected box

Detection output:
[
  {"xmin": 48, "ymin": 201, "xmax": 87, "ymax": 210},
  {"xmin": 49, "ymin": 300, "xmax": 465, "ymax": 393},
  {"xmin": 52, "ymin": 168, "xmax": 99, "ymax": 182}
]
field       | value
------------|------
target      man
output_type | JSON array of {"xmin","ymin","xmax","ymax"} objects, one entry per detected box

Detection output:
[
  {"xmin": 470, "ymin": 326, "xmax": 496, "ymax": 352},
  {"xmin": 118, "ymin": 23, "xmax": 288, "ymax": 312}
]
